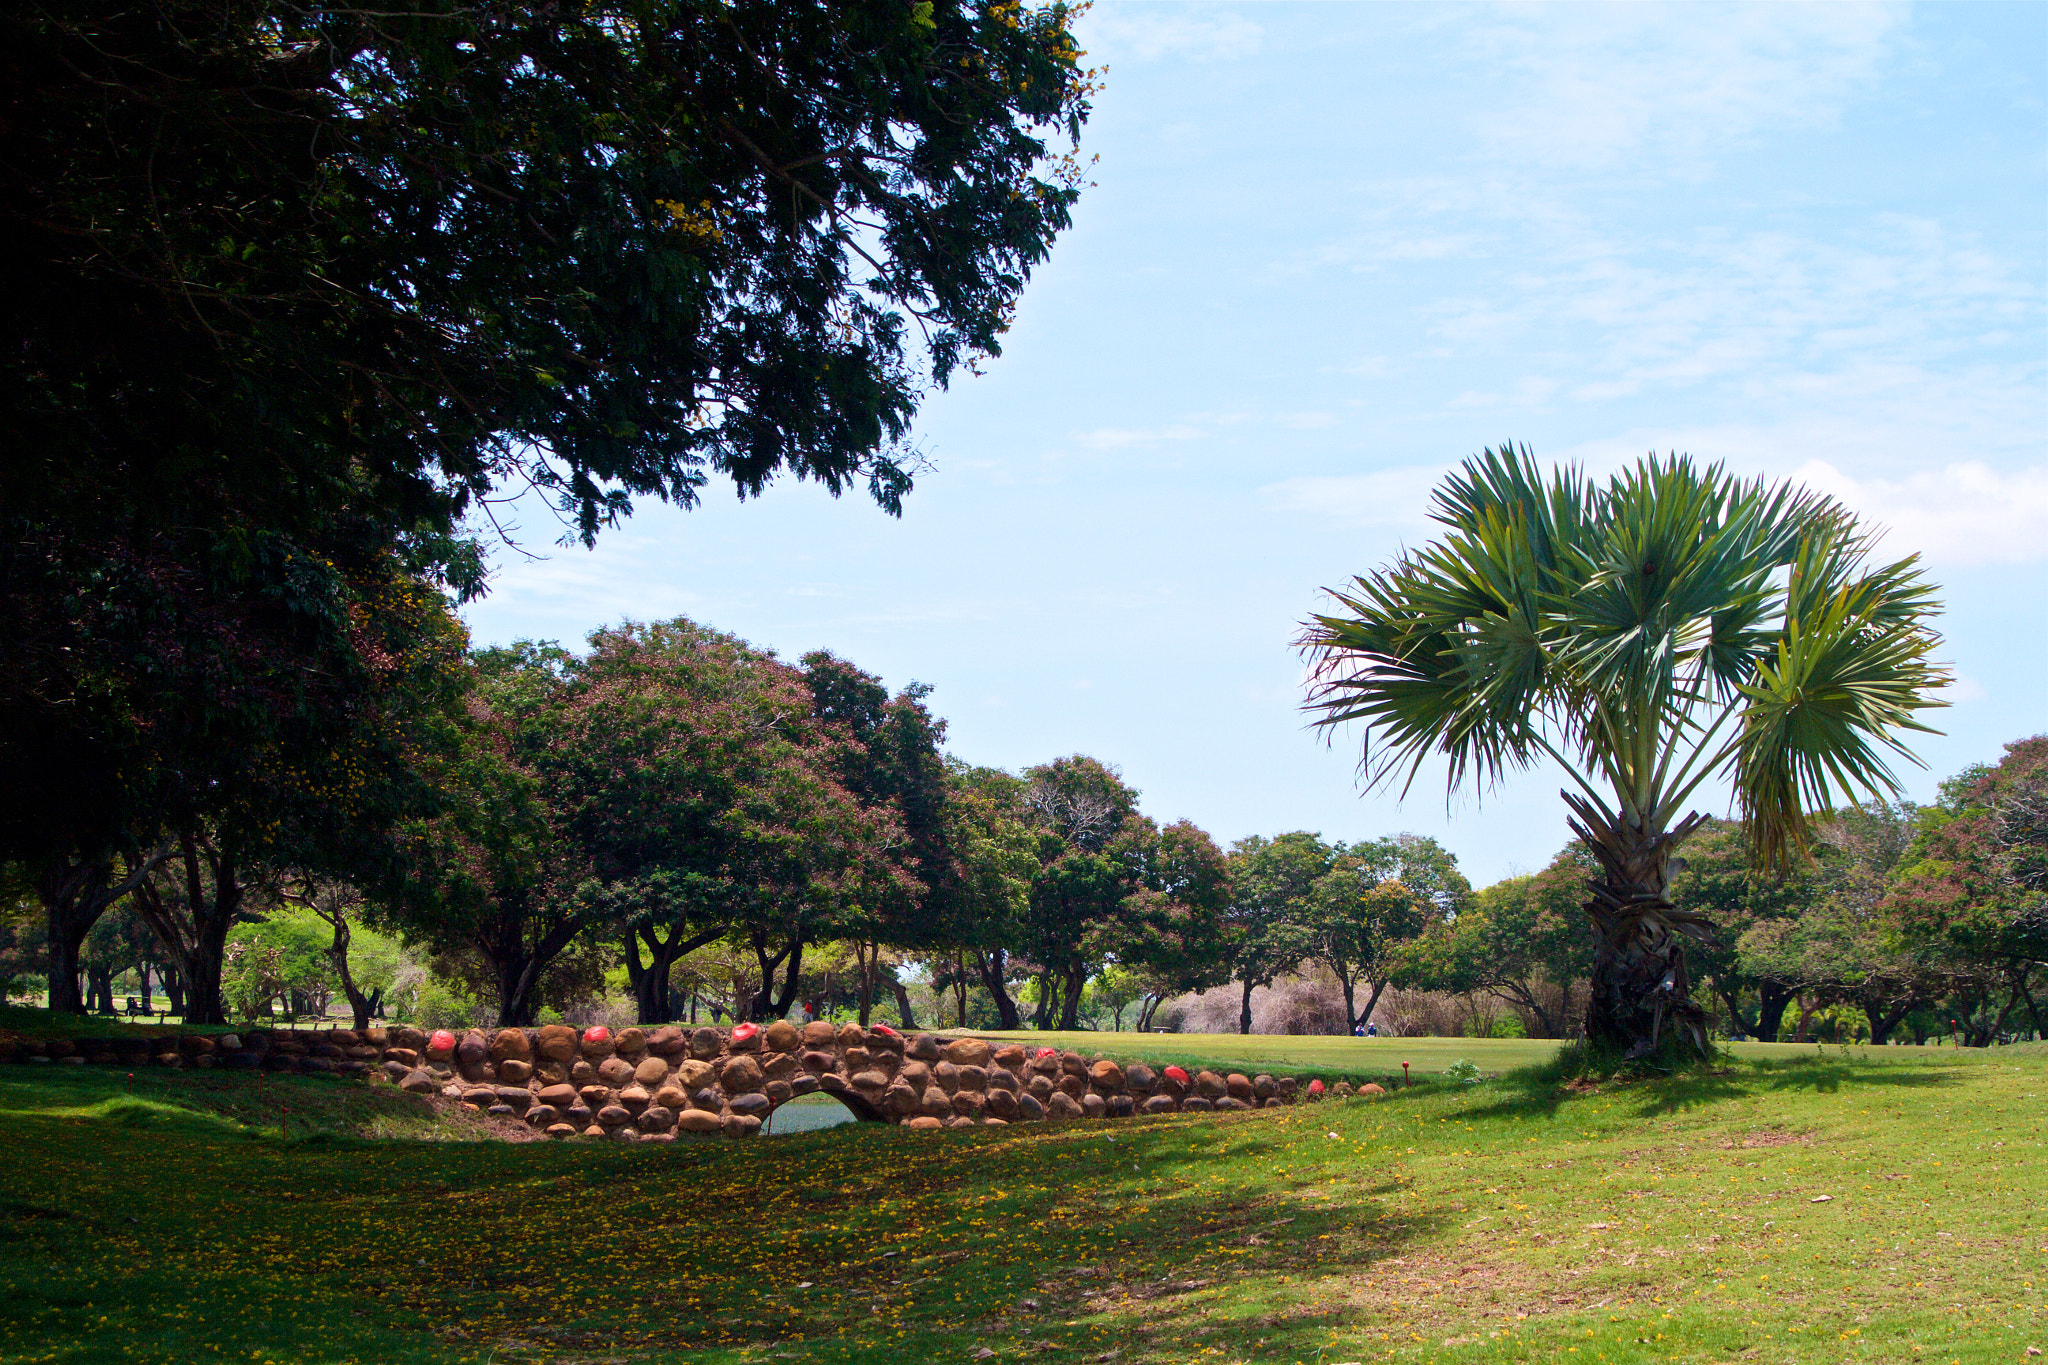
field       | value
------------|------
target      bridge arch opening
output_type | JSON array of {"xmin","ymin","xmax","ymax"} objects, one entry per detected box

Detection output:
[{"xmin": 765, "ymin": 1091, "xmax": 863, "ymax": 1136}]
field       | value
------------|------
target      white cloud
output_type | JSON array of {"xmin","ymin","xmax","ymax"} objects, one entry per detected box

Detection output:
[
  {"xmin": 1075, "ymin": 423, "xmax": 1206, "ymax": 450},
  {"xmin": 1259, "ymin": 466, "xmax": 1452, "ymax": 529},
  {"xmin": 1263, "ymin": 448, "xmax": 2048, "ymax": 568},
  {"xmin": 1786, "ymin": 460, "xmax": 2048, "ymax": 567},
  {"xmin": 1077, "ymin": 4, "xmax": 1264, "ymax": 64},
  {"xmin": 1527, "ymin": 423, "xmax": 2048, "ymax": 568}
]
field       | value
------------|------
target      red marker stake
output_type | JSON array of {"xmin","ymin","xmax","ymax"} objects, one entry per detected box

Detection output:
[{"xmin": 1401, "ymin": 1061, "xmax": 1411, "ymax": 1088}]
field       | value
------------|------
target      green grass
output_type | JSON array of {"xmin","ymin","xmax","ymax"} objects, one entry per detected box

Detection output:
[
  {"xmin": 0, "ymin": 1002, "xmax": 250, "ymax": 1039},
  {"xmin": 975, "ymin": 1031, "xmax": 1565, "ymax": 1083},
  {"xmin": 1, "ymin": 1038, "xmax": 2042, "ymax": 1365}
]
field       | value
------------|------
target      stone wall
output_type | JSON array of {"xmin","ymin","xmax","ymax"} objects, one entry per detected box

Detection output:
[{"xmin": 0, "ymin": 1021, "xmax": 1383, "ymax": 1139}]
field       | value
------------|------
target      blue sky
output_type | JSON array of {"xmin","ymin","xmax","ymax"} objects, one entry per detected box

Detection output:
[{"xmin": 464, "ymin": 1, "xmax": 2047, "ymax": 887}]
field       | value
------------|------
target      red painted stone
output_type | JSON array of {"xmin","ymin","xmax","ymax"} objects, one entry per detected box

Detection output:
[
  {"xmin": 583, "ymin": 1026, "xmax": 611, "ymax": 1046},
  {"xmin": 1164, "ymin": 1065, "xmax": 1190, "ymax": 1086},
  {"xmin": 1308, "ymin": 1078, "xmax": 1325, "ymax": 1095},
  {"xmin": 871, "ymin": 1024, "xmax": 898, "ymax": 1038},
  {"xmin": 428, "ymin": 1030, "xmax": 456, "ymax": 1055},
  {"xmin": 1035, "ymin": 1047, "xmax": 1057, "ymax": 1061},
  {"xmin": 730, "ymin": 1022, "xmax": 759, "ymax": 1043}
]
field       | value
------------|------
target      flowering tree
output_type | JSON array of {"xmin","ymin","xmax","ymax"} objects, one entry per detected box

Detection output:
[{"xmin": 1888, "ymin": 738, "xmax": 2048, "ymax": 1043}]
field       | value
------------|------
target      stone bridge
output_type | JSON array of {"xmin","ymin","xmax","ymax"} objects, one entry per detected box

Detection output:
[
  {"xmin": 384, "ymin": 1019, "xmax": 1361, "ymax": 1140},
  {"xmin": 1, "ymin": 1021, "xmax": 1372, "ymax": 1139}
]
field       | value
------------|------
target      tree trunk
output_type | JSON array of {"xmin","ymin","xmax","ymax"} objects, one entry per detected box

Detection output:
[
  {"xmin": 495, "ymin": 947, "xmax": 543, "ymax": 1027},
  {"xmin": 889, "ymin": 977, "xmax": 920, "ymax": 1030},
  {"xmin": 854, "ymin": 941, "xmax": 878, "ymax": 1027},
  {"xmin": 628, "ymin": 924, "xmax": 720, "ymax": 1025},
  {"xmin": 1963, "ymin": 980, "xmax": 2024, "ymax": 1047},
  {"xmin": 1336, "ymin": 964, "xmax": 1358, "ymax": 1035},
  {"xmin": 1861, "ymin": 997, "xmax": 1918, "ymax": 1046},
  {"xmin": 36, "ymin": 851, "xmax": 168, "ymax": 1014},
  {"xmin": 159, "ymin": 959, "xmax": 185, "ymax": 1016},
  {"xmin": 1032, "ymin": 964, "xmax": 1054, "ymax": 1029},
  {"xmin": 974, "ymin": 950, "xmax": 1021, "ymax": 1029},
  {"xmin": 748, "ymin": 930, "xmax": 805, "ymax": 1022},
  {"xmin": 1238, "ymin": 978, "xmax": 1255, "ymax": 1035},
  {"xmin": 87, "ymin": 962, "xmax": 115, "ymax": 1015},
  {"xmin": 1752, "ymin": 982, "xmax": 1795, "ymax": 1042},
  {"xmin": 1566, "ymin": 796, "xmax": 1714, "ymax": 1060},
  {"xmin": 1356, "ymin": 977, "xmax": 1391, "ymax": 1033},
  {"xmin": 181, "ymin": 904, "xmax": 235, "ymax": 1027},
  {"xmin": 622, "ymin": 932, "xmax": 648, "ymax": 1015},
  {"xmin": 1492, "ymin": 979, "xmax": 1558, "ymax": 1038},
  {"xmin": 1789, "ymin": 995, "xmax": 1821, "ymax": 1043},
  {"xmin": 1057, "ymin": 962, "xmax": 1086, "ymax": 1030},
  {"xmin": 127, "ymin": 829, "xmax": 250, "ymax": 1027},
  {"xmin": 1136, "ymin": 993, "xmax": 1162, "ymax": 1032},
  {"xmin": 184, "ymin": 837, "xmax": 243, "ymax": 1027},
  {"xmin": 333, "ymin": 933, "xmax": 374, "ymax": 1033}
]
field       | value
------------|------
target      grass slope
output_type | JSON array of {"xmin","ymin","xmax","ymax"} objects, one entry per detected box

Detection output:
[{"xmin": 1, "ymin": 1042, "xmax": 2041, "ymax": 1365}]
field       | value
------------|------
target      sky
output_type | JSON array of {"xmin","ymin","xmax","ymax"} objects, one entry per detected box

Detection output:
[{"xmin": 463, "ymin": 1, "xmax": 2048, "ymax": 887}]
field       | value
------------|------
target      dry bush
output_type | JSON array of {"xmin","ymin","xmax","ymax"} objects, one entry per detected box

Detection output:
[
  {"xmin": 1460, "ymin": 991, "xmax": 1505, "ymax": 1038},
  {"xmin": 1169, "ymin": 986, "xmax": 1243, "ymax": 1034},
  {"xmin": 1255, "ymin": 976, "xmax": 1350, "ymax": 1035},
  {"xmin": 1162, "ymin": 973, "xmax": 1353, "ymax": 1036},
  {"xmin": 1163, "ymin": 974, "xmax": 1568, "ymax": 1038},
  {"xmin": 1375, "ymin": 989, "xmax": 1466, "ymax": 1037},
  {"xmin": 1498, "ymin": 978, "xmax": 1581, "ymax": 1039}
]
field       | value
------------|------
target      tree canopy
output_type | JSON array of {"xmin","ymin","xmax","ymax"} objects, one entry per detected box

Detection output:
[{"xmin": 3, "ymin": 0, "xmax": 1095, "ymax": 1010}]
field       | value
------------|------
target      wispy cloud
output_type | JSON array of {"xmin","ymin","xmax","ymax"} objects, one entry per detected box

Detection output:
[
  {"xmin": 1077, "ymin": 4, "xmax": 1264, "ymax": 64},
  {"xmin": 1938, "ymin": 674, "xmax": 1989, "ymax": 704},
  {"xmin": 468, "ymin": 533, "xmax": 717, "ymax": 642},
  {"xmin": 1074, "ymin": 423, "xmax": 1207, "ymax": 451},
  {"xmin": 1465, "ymin": 3, "xmax": 1906, "ymax": 175},
  {"xmin": 1258, "ymin": 466, "xmax": 1451, "ymax": 529}
]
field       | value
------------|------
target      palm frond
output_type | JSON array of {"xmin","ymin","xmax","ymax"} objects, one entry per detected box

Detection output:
[
  {"xmin": 1735, "ymin": 524, "xmax": 1949, "ymax": 871},
  {"xmin": 1305, "ymin": 446, "xmax": 1948, "ymax": 885}
]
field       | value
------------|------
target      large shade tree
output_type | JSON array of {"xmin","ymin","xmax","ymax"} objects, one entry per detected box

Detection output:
[
  {"xmin": 1300, "ymin": 449, "xmax": 1948, "ymax": 1059},
  {"xmin": 3, "ymin": 0, "xmax": 1095, "ymax": 993},
  {"xmin": 7, "ymin": 0, "xmax": 1096, "ymax": 554}
]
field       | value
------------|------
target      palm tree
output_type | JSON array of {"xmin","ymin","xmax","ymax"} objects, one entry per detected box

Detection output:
[{"xmin": 1298, "ymin": 448, "xmax": 1948, "ymax": 1060}]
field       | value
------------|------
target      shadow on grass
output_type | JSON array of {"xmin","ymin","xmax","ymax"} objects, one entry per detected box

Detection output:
[
  {"xmin": 0, "ymin": 1063, "xmax": 443, "ymax": 1146},
  {"xmin": 1447, "ymin": 1049, "xmax": 1968, "ymax": 1124},
  {"xmin": 0, "ymin": 1062, "xmax": 1469, "ymax": 1365}
]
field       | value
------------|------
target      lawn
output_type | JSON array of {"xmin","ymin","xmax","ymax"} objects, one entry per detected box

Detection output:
[
  {"xmin": 971, "ymin": 1031, "xmax": 1564, "ymax": 1083},
  {"xmin": 0, "ymin": 1034, "xmax": 2041, "ymax": 1365}
]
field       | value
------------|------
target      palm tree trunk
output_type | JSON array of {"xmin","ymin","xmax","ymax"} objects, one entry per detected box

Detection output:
[{"xmin": 1566, "ymin": 796, "xmax": 1714, "ymax": 1059}]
